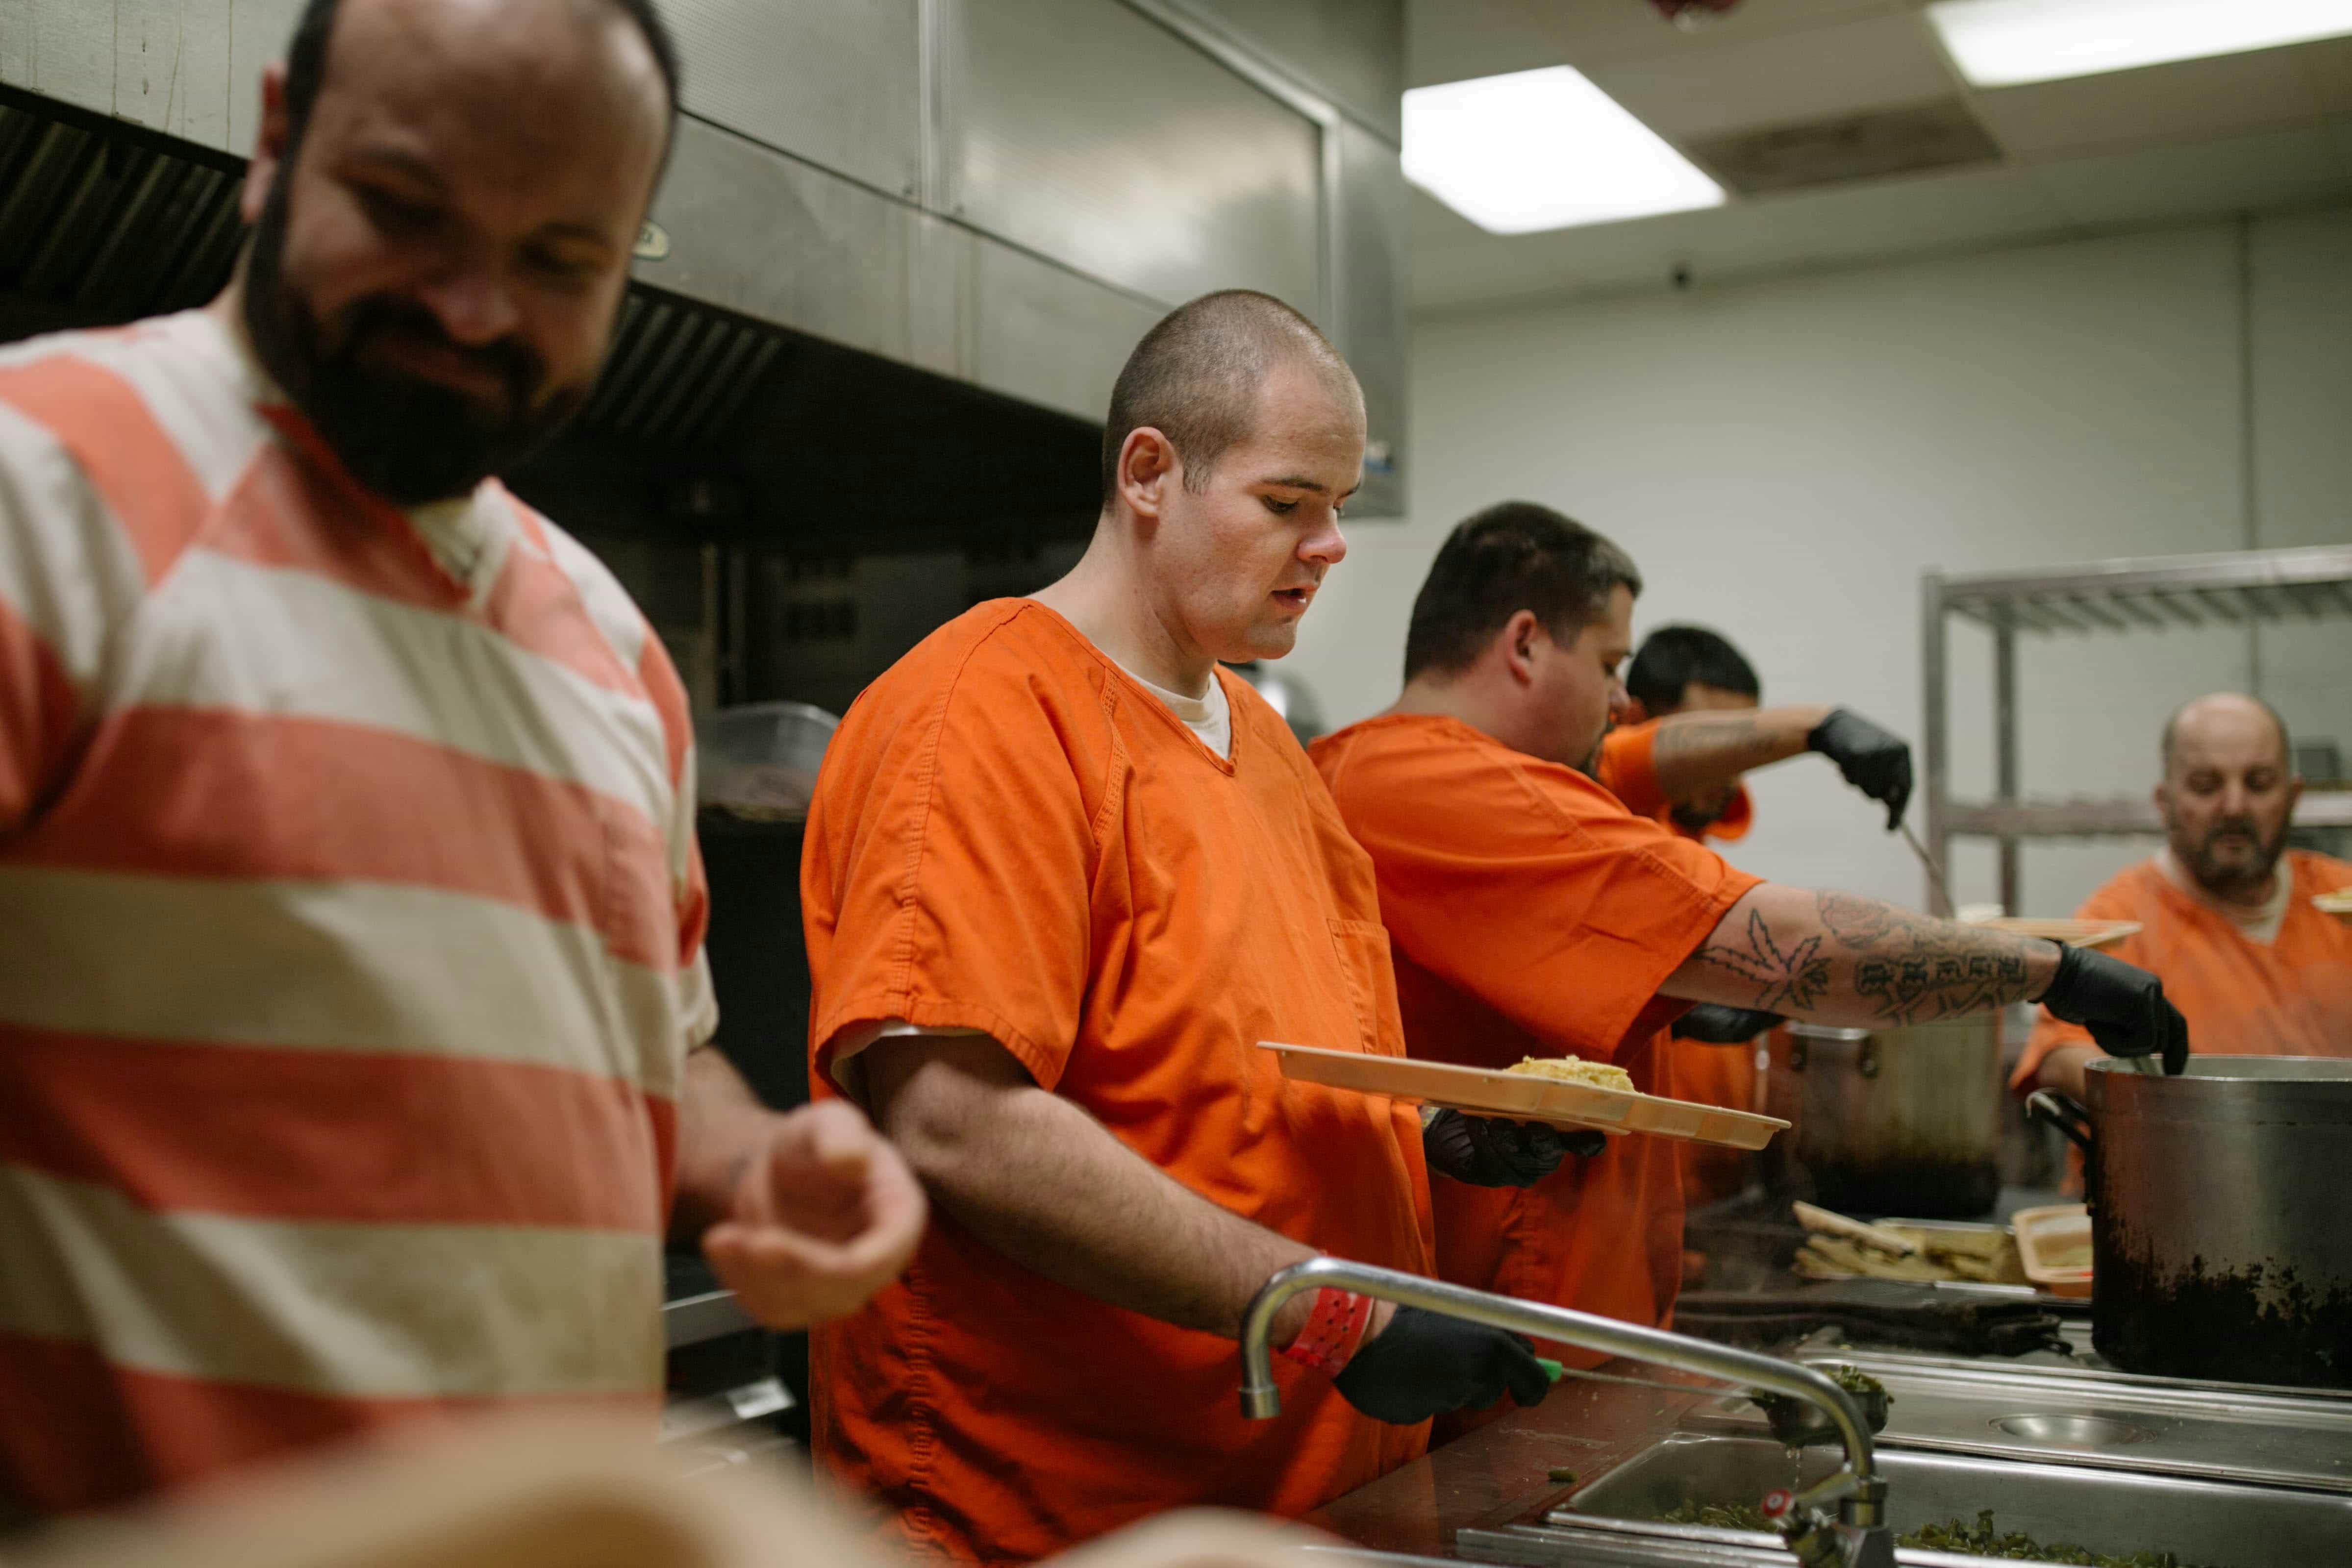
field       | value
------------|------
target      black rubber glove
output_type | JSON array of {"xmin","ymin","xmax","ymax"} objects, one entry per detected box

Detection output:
[
  {"xmin": 1333, "ymin": 1306, "xmax": 1552, "ymax": 1423},
  {"xmin": 1671, "ymin": 1004, "xmax": 1784, "ymax": 1044},
  {"xmin": 1806, "ymin": 708, "xmax": 1914, "ymax": 831},
  {"xmin": 1423, "ymin": 1109, "xmax": 1602, "ymax": 1185},
  {"xmin": 2038, "ymin": 944, "xmax": 2191, "ymax": 1075}
]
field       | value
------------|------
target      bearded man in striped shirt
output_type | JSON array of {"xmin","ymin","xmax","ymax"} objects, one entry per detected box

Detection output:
[{"xmin": 0, "ymin": 0, "xmax": 923, "ymax": 1518}]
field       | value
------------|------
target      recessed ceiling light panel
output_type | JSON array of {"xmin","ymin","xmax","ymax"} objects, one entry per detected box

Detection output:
[
  {"xmin": 1928, "ymin": 0, "xmax": 2352, "ymax": 89},
  {"xmin": 1401, "ymin": 66, "xmax": 1726, "ymax": 235}
]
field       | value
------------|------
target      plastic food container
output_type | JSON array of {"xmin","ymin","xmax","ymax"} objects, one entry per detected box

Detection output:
[
  {"xmin": 696, "ymin": 701, "xmax": 840, "ymax": 821},
  {"xmin": 2012, "ymin": 1202, "xmax": 2093, "ymax": 1298}
]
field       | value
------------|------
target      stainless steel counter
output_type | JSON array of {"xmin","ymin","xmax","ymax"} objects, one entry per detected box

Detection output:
[{"xmin": 1308, "ymin": 1292, "xmax": 2352, "ymax": 1565}]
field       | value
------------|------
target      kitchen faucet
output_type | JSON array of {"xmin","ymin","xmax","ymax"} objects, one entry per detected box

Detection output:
[{"xmin": 1239, "ymin": 1257, "xmax": 1896, "ymax": 1568}]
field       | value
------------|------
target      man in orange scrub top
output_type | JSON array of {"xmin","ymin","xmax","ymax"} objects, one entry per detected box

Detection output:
[
  {"xmin": 1595, "ymin": 625, "xmax": 1916, "ymax": 1204},
  {"xmin": 2016, "ymin": 693, "xmax": 2352, "ymax": 1100},
  {"xmin": 801, "ymin": 294, "xmax": 1557, "ymax": 1565},
  {"xmin": 1600, "ymin": 625, "xmax": 1912, "ymax": 848},
  {"xmin": 1310, "ymin": 502, "xmax": 2189, "ymax": 1399}
]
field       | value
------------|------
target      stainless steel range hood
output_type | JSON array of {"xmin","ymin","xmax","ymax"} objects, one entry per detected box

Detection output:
[{"xmin": 0, "ymin": 0, "xmax": 1410, "ymax": 515}]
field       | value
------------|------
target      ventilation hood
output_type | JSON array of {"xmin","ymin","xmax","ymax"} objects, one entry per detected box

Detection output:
[{"xmin": 0, "ymin": 1, "xmax": 1410, "ymax": 523}]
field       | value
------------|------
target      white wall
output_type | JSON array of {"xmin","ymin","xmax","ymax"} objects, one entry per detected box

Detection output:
[{"xmin": 1289, "ymin": 209, "xmax": 2352, "ymax": 915}]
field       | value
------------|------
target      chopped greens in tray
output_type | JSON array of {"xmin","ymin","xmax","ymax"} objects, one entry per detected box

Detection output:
[
  {"xmin": 1905, "ymin": 1510, "xmax": 2213, "ymax": 1566},
  {"xmin": 1659, "ymin": 1500, "xmax": 1777, "ymax": 1530},
  {"xmin": 1652, "ymin": 1503, "xmax": 2216, "ymax": 1566},
  {"xmin": 1826, "ymin": 1365, "xmax": 1887, "ymax": 1398}
]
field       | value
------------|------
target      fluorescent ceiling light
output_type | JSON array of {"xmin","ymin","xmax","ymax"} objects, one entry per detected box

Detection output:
[
  {"xmin": 1928, "ymin": 0, "xmax": 2352, "ymax": 88},
  {"xmin": 1401, "ymin": 66, "xmax": 1725, "ymax": 235}
]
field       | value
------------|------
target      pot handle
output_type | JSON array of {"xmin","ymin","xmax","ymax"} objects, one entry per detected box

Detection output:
[{"xmin": 2025, "ymin": 1090, "xmax": 2094, "ymax": 1156}]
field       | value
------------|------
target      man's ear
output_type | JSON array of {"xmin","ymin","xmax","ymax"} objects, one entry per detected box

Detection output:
[
  {"xmin": 1621, "ymin": 697, "xmax": 1653, "ymax": 725},
  {"xmin": 240, "ymin": 63, "xmax": 293, "ymax": 225},
  {"xmin": 1115, "ymin": 426, "xmax": 1178, "ymax": 528},
  {"xmin": 1501, "ymin": 609, "xmax": 1544, "ymax": 687}
]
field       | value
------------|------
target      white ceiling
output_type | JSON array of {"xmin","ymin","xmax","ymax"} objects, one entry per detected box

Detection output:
[{"xmin": 1407, "ymin": 0, "xmax": 2352, "ymax": 312}]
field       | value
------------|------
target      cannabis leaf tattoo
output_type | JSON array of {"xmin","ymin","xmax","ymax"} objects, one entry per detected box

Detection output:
[{"xmin": 1694, "ymin": 907, "xmax": 1831, "ymax": 1013}]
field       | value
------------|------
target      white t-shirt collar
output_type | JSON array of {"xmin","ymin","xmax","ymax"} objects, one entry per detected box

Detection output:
[
  {"xmin": 1118, "ymin": 662, "xmax": 1233, "ymax": 760},
  {"xmin": 2155, "ymin": 846, "xmax": 2291, "ymax": 946}
]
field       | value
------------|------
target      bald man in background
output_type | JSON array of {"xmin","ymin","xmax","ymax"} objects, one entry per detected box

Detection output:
[{"xmin": 2017, "ymin": 694, "xmax": 2352, "ymax": 1099}]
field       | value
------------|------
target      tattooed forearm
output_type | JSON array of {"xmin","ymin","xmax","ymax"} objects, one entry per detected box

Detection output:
[
  {"xmin": 1691, "ymin": 907, "xmax": 1831, "ymax": 1013},
  {"xmin": 1670, "ymin": 885, "xmax": 2062, "ymax": 1027},
  {"xmin": 1647, "ymin": 706, "xmax": 1827, "ymax": 800},
  {"xmin": 1852, "ymin": 946, "xmax": 2027, "ymax": 1020},
  {"xmin": 1815, "ymin": 890, "xmax": 2046, "ymax": 1021}
]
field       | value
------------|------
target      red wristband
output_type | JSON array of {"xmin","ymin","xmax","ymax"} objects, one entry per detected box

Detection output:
[{"xmin": 1279, "ymin": 1286, "xmax": 1374, "ymax": 1377}]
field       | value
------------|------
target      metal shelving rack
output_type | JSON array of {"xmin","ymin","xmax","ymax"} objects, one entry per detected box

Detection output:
[{"xmin": 1923, "ymin": 544, "xmax": 2352, "ymax": 914}]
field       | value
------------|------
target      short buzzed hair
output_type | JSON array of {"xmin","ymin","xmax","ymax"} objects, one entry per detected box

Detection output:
[
  {"xmin": 1101, "ymin": 289, "xmax": 1354, "ymax": 505},
  {"xmin": 2160, "ymin": 693, "xmax": 2293, "ymax": 771},
  {"xmin": 1404, "ymin": 502, "xmax": 1644, "ymax": 682}
]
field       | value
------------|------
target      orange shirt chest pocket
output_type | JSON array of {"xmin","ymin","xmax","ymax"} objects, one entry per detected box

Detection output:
[{"xmin": 1327, "ymin": 917, "xmax": 1409, "ymax": 1061}]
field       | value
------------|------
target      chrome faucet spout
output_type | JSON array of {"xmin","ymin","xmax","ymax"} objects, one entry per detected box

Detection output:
[{"xmin": 1237, "ymin": 1258, "xmax": 1894, "ymax": 1567}]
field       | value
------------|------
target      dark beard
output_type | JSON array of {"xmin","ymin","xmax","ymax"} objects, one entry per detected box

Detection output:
[
  {"xmin": 2182, "ymin": 813, "xmax": 2289, "ymax": 897},
  {"xmin": 241, "ymin": 176, "xmax": 588, "ymax": 507}
]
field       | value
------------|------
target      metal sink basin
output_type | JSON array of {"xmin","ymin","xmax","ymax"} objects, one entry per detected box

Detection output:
[
  {"xmin": 1683, "ymin": 1353, "xmax": 2352, "ymax": 1494},
  {"xmin": 1510, "ymin": 1435, "xmax": 2352, "ymax": 1567}
]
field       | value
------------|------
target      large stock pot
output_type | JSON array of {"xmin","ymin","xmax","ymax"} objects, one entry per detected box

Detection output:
[
  {"xmin": 2031, "ymin": 1057, "xmax": 2352, "ymax": 1390},
  {"xmin": 1762, "ymin": 1015, "xmax": 2004, "ymax": 1219}
]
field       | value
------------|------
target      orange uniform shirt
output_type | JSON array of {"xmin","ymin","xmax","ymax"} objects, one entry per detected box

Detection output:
[
  {"xmin": 801, "ymin": 602, "xmax": 1433, "ymax": 1566},
  {"xmin": 2013, "ymin": 851, "xmax": 2352, "ymax": 1088},
  {"xmin": 1598, "ymin": 721, "xmax": 1755, "ymax": 844},
  {"xmin": 1596, "ymin": 722, "xmax": 1759, "ymax": 1206},
  {"xmin": 1310, "ymin": 715, "xmax": 1760, "ymax": 1377}
]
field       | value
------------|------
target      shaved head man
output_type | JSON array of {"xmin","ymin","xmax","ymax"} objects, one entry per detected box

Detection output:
[
  {"xmin": 1085, "ymin": 289, "xmax": 1367, "ymax": 674},
  {"xmin": 2158, "ymin": 694, "xmax": 2300, "ymax": 899},
  {"xmin": 2017, "ymin": 692, "xmax": 2352, "ymax": 1099},
  {"xmin": 802, "ymin": 292, "xmax": 1554, "ymax": 1562},
  {"xmin": 0, "ymin": 0, "xmax": 924, "ymax": 1516}
]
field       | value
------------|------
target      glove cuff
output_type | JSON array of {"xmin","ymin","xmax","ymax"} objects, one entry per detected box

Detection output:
[
  {"xmin": 1803, "ymin": 707, "xmax": 1849, "ymax": 754},
  {"xmin": 2036, "ymin": 940, "xmax": 2083, "ymax": 1018},
  {"xmin": 1280, "ymin": 1286, "xmax": 1375, "ymax": 1377}
]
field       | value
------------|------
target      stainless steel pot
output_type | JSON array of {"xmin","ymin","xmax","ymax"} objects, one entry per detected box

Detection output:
[
  {"xmin": 2030, "ymin": 1057, "xmax": 2352, "ymax": 1390},
  {"xmin": 1762, "ymin": 1016, "xmax": 2003, "ymax": 1218}
]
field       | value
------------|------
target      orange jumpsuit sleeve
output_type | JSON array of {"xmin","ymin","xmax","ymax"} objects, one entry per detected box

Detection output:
[
  {"xmin": 2009, "ymin": 878, "xmax": 2146, "ymax": 1090},
  {"xmin": 1595, "ymin": 722, "xmax": 1755, "ymax": 845},
  {"xmin": 1596, "ymin": 722, "xmax": 1667, "ymax": 819},
  {"xmin": 1704, "ymin": 784, "xmax": 1754, "ymax": 843},
  {"xmin": 804, "ymin": 639, "xmax": 1097, "ymax": 1093},
  {"xmin": 1349, "ymin": 737, "xmax": 1761, "ymax": 1061}
]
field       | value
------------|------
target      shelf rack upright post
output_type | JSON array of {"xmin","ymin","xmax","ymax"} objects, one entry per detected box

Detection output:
[{"xmin": 1922, "ymin": 544, "xmax": 2352, "ymax": 915}]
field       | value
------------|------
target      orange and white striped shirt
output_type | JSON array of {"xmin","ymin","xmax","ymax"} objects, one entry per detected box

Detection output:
[{"xmin": 0, "ymin": 308, "xmax": 716, "ymax": 1515}]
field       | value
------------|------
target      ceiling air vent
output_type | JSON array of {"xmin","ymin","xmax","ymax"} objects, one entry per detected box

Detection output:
[
  {"xmin": 0, "ymin": 90, "xmax": 247, "ymax": 328},
  {"xmin": 575, "ymin": 289, "xmax": 786, "ymax": 453},
  {"xmin": 1689, "ymin": 99, "xmax": 2001, "ymax": 196}
]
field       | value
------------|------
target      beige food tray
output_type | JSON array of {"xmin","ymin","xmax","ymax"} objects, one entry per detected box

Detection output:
[
  {"xmin": 1965, "ymin": 917, "xmax": 2141, "ymax": 950},
  {"xmin": 2012, "ymin": 1202, "xmax": 2093, "ymax": 1298},
  {"xmin": 1259, "ymin": 1041, "xmax": 1789, "ymax": 1151},
  {"xmin": 2315, "ymin": 890, "xmax": 2352, "ymax": 925}
]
